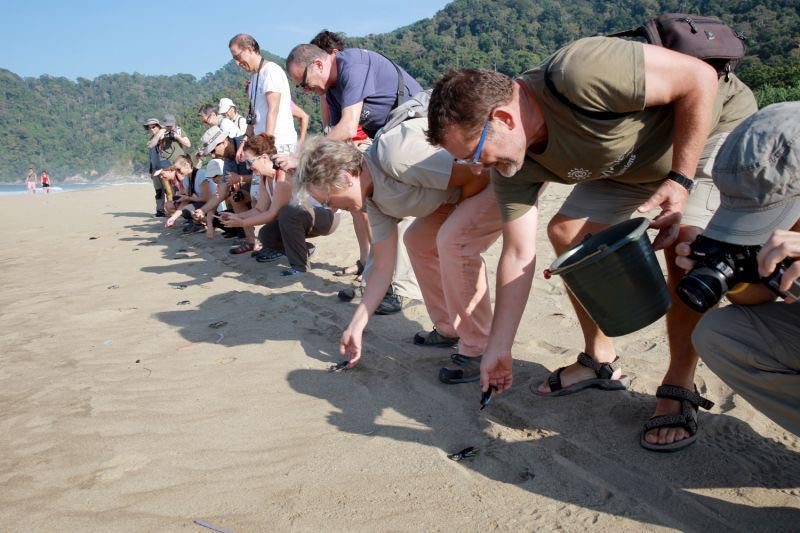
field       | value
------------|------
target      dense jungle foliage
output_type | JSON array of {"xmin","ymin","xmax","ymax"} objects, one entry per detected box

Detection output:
[{"xmin": 1, "ymin": 0, "xmax": 798, "ymax": 181}]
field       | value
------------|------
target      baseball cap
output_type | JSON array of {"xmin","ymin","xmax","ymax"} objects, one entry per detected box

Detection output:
[
  {"xmin": 218, "ymin": 98, "xmax": 236, "ymax": 114},
  {"xmin": 143, "ymin": 118, "xmax": 161, "ymax": 129},
  {"xmin": 163, "ymin": 114, "xmax": 177, "ymax": 128},
  {"xmin": 206, "ymin": 159, "xmax": 225, "ymax": 179},
  {"xmin": 200, "ymin": 126, "xmax": 228, "ymax": 155},
  {"xmin": 704, "ymin": 102, "xmax": 800, "ymax": 246}
]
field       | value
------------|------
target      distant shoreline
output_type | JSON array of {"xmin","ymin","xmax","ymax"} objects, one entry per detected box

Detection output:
[{"xmin": 0, "ymin": 181, "xmax": 149, "ymax": 196}]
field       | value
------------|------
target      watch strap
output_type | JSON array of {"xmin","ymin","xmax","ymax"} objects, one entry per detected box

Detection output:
[{"xmin": 667, "ymin": 170, "xmax": 694, "ymax": 192}]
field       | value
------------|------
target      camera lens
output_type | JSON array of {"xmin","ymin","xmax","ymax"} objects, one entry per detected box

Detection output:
[{"xmin": 676, "ymin": 266, "xmax": 730, "ymax": 313}]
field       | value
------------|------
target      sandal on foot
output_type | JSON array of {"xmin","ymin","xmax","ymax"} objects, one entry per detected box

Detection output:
[
  {"xmin": 413, "ymin": 328, "xmax": 459, "ymax": 348},
  {"xmin": 640, "ymin": 385, "xmax": 714, "ymax": 453},
  {"xmin": 255, "ymin": 249, "xmax": 285, "ymax": 263},
  {"xmin": 229, "ymin": 242, "xmax": 255, "ymax": 255},
  {"xmin": 334, "ymin": 259, "xmax": 364, "ymax": 277},
  {"xmin": 534, "ymin": 352, "xmax": 626, "ymax": 397},
  {"xmin": 439, "ymin": 353, "xmax": 482, "ymax": 384}
]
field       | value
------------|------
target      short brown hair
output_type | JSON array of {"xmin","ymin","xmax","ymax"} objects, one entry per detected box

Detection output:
[
  {"xmin": 426, "ymin": 69, "xmax": 515, "ymax": 146},
  {"xmin": 244, "ymin": 133, "xmax": 277, "ymax": 157}
]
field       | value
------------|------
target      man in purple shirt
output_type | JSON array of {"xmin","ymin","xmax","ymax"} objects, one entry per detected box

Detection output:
[{"xmin": 286, "ymin": 45, "xmax": 423, "ymax": 140}]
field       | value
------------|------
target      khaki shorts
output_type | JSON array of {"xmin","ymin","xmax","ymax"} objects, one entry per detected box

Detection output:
[{"xmin": 557, "ymin": 133, "xmax": 728, "ymax": 228}]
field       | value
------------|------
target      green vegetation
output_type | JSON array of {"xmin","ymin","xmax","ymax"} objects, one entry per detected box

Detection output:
[{"xmin": 1, "ymin": 0, "xmax": 797, "ymax": 181}]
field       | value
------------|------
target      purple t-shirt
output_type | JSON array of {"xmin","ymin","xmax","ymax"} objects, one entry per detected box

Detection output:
[{"xmin": 326, "ymin": 49, "xmax": 423, "ymax": 138}]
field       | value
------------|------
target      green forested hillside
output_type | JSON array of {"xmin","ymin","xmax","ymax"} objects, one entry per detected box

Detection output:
[{"xmin": 1, "ymin": 0, "xmax": 798, "ymax": 181}]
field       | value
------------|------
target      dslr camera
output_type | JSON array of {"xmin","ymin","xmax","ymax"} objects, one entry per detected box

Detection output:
[
  {"xmin": 232, "ymin": 190, "xmax": 245, "ymax": 202},
  {"xmin": 163, "ymin": 128, "xmax": 176, "ymax": 141},
  {"xmin": 677, "ymin": 235, "xmax": 800, "ymax": 312},
  {"xmin": 246, "ymin": 111, "xmax": 256, "ymax": 125}
]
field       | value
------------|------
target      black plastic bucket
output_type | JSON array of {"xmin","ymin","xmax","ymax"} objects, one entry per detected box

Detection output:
[{"xmin": 545, "ymin": 217, "xmax": 671, "ymax": 337}]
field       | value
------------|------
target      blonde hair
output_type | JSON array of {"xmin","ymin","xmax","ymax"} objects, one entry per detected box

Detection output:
[{"xmin": 294, "ymin": 137, "xmax": 362, "ymax": 199}]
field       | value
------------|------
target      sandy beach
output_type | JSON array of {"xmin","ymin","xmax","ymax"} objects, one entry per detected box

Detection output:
[{"xmin": 0, "ymin": 184, "xmax": 798, "ymax": 531}]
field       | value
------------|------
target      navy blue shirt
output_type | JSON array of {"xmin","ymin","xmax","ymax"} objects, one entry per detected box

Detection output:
[{"xmin": 326, "ymin": 49, "xmax": 423, "ymax": 138}]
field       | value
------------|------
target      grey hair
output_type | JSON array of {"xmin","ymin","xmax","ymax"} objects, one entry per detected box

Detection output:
[
  {"xmin": 293, "ymin": 137, "xmax": 363, "ymax": 201},
  {"xmin": 286, "ymin": 44, "xmax": 328, "ymax": 69}
]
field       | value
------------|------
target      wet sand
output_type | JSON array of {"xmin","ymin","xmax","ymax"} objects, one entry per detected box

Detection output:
[{"xmin": 0, "ymin": 184, "xmax": 798, "ymax": 531}]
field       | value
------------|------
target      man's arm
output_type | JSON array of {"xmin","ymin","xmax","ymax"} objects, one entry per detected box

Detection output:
[
  {"xmin": 325, "ymin": 101, "xmax": 363, "ymax": 141},
  {"xmin": 264, "ymin": 92, "xmax": 281, "ymax": 137},
  {"xmin": 637, "ymin": 44, "xmax": 719, "ymax": 249},
  {"xmin": 481, "ymin": 204, "xmax": 540, "ymax": 393},
  {"xmin": 174, "ymin": 128, "xmax": 192, "ymax": 149},
  {"xmin": 147, "ymin": 130, "xmax": 164, "ymax": 149}
]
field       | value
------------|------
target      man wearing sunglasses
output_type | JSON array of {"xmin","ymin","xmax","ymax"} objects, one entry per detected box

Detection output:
[
  {"xmin": 426, "ymin": 36, "xmax": 756, "ymax": 452},
  {"xmin": 285, "ymin": 43, "xmax": 422, "ymax": 142}
]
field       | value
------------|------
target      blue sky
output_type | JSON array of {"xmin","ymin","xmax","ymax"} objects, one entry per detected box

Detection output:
[{"xmin": 2, "ymin": 0, "xmax": 451, "ymax": 80}]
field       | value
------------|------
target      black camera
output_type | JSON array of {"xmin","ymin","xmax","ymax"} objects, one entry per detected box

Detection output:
[
  {"xmin": 677, "ymin": 235, "xmax": 800, "ymax": 312},
  {"xmin": 246, "ymin": 112, "xmax": 255, "ymax": 125},
  {"xmin": 232, "ymin": 190, "xmax": 245, "ymax": 202},
  {"xmin": 164, "ymin": 129, "xmax": 175, "ymax": 140}
]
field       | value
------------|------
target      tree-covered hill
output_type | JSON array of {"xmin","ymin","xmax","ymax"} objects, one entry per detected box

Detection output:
[{"xmin": 1, "ymin": 0, "xmax": 798, "ymax": 182}]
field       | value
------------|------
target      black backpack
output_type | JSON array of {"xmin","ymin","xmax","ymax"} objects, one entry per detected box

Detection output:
[
  {"xmin": 546, "ymin": 13, "xmax": 747, "ymax": 119},
  {"xmin": 609, "ymin": 14, "xmax": 746, "ymax": 77}
]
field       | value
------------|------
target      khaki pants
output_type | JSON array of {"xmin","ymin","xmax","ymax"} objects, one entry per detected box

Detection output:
[
  {"xmin": 403, "ymin": 185, "xmax": 503, "ymax": 356},
  {"xmin": 692, "ymin": 301, "xmax": 800, "ymax": 436}
]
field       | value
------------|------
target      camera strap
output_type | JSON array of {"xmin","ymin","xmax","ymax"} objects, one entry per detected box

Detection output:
[{"xmin": 248, "ymin": 58, "xmax": 266, "ymax": 123}]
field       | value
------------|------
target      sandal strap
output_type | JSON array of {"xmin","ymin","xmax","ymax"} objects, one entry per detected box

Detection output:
[
  {"xmin": 576, "ymin": 352, "xmax": 618, "ymax": 380},
  {"xmin": 643, "ymin": 413, "xmax": 698, "ymax": 436},
  {"xmin": 655, "ymin": 385, "xmax": 715, "ymax": 410},
  {"xmin": 548, "ymin": 367, "xmax": 566, "ymax": 392}
]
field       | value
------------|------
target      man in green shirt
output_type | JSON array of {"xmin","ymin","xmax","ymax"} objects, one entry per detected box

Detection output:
[{"xmin": 426, "ymin": 36, "xmax": 756, "ymax": 451}]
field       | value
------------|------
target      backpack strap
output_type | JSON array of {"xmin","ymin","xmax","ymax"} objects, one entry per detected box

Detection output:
[
  {"xmin": 374, "ymin": 51, "xmax": 406, "ymax": 109},
  {"xmin": 544, "ymin": 59, "xmax": 632, "ymax": 120}
]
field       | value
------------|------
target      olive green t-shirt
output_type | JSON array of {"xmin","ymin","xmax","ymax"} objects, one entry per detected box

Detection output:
[{"xmin": 494, "ymin": 36, "xmax": 755, "ymax": 221}]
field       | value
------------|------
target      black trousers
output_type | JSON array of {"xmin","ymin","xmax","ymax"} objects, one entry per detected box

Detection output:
[{"xmin": 258, "ymin": 204, "xmax": 337, "ymax": 271}]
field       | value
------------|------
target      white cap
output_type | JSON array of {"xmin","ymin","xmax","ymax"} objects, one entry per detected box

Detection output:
[
  {"xmin": 205, "ymin": 158, "xmax": 224, "ymax": 178},
  {"xmin": 218, "ymin": 97, "xmax": 236, "ymax": 114}
]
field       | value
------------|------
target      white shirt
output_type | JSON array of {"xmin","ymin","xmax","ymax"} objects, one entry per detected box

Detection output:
[{"xmin": 249, "ymin": 61, "xmax": 297, "ymax": 146}]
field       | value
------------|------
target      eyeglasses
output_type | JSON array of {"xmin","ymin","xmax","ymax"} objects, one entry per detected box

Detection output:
[
  {"xmin": 454, "ymin": 115, "xmax": 491, "ymax": 171},
  {"xmin": 244, "ymin": 155, "xmax": 264, "ymax": 169},
  {"xmin": 297, "ymin": 63, "xmax": 313, "ymax": 90},
  {"xmin": 231, "ymin": 48, "xmax": 248, "ymax": 63}
]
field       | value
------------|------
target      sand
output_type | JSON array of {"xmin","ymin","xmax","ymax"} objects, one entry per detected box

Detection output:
[{"xmin": 0, "ymin": 184, "xmax": 798, "ymax": 532}]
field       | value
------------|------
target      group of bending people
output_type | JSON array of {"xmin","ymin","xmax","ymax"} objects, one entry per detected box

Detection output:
[{"xmin": 154, "ymin": 27, "xmax": 800, "ymax": 452}]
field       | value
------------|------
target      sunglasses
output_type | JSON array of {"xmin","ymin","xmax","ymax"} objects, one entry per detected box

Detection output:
[
  {"xmin": 297, "ymin": 62, "xmax": 313, "ymax": 90},
  {"xmin": 454, "ymin": 115, "xmax": 491, "ymax": 170},
  {"xmin": 244, "ymin": 155, "xmax": 264, "ymax": 169}
]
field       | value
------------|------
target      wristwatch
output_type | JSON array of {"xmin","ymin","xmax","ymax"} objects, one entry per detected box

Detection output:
[{"xmin": 666, "ymin": 170, "xmax": 695, "ymax": 192}]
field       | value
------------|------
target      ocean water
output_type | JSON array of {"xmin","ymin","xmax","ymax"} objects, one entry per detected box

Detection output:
[{"xmin": 0, "ymin": 182, "xmax": 148, "ymax": 196}]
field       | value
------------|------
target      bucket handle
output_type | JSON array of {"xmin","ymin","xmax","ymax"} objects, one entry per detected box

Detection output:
[{"xmin": 544, "ymin": 244, "xmax": 609, "ymax": 279}]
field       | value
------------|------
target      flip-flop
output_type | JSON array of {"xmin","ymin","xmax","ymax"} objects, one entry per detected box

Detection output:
[
  {"xmin": 533, "ymin": 352, "xmax": 626, "ymax": 397},
  {"xmin": 333, "ymin": 259, "xmax": 364, "ymax": 277}
]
